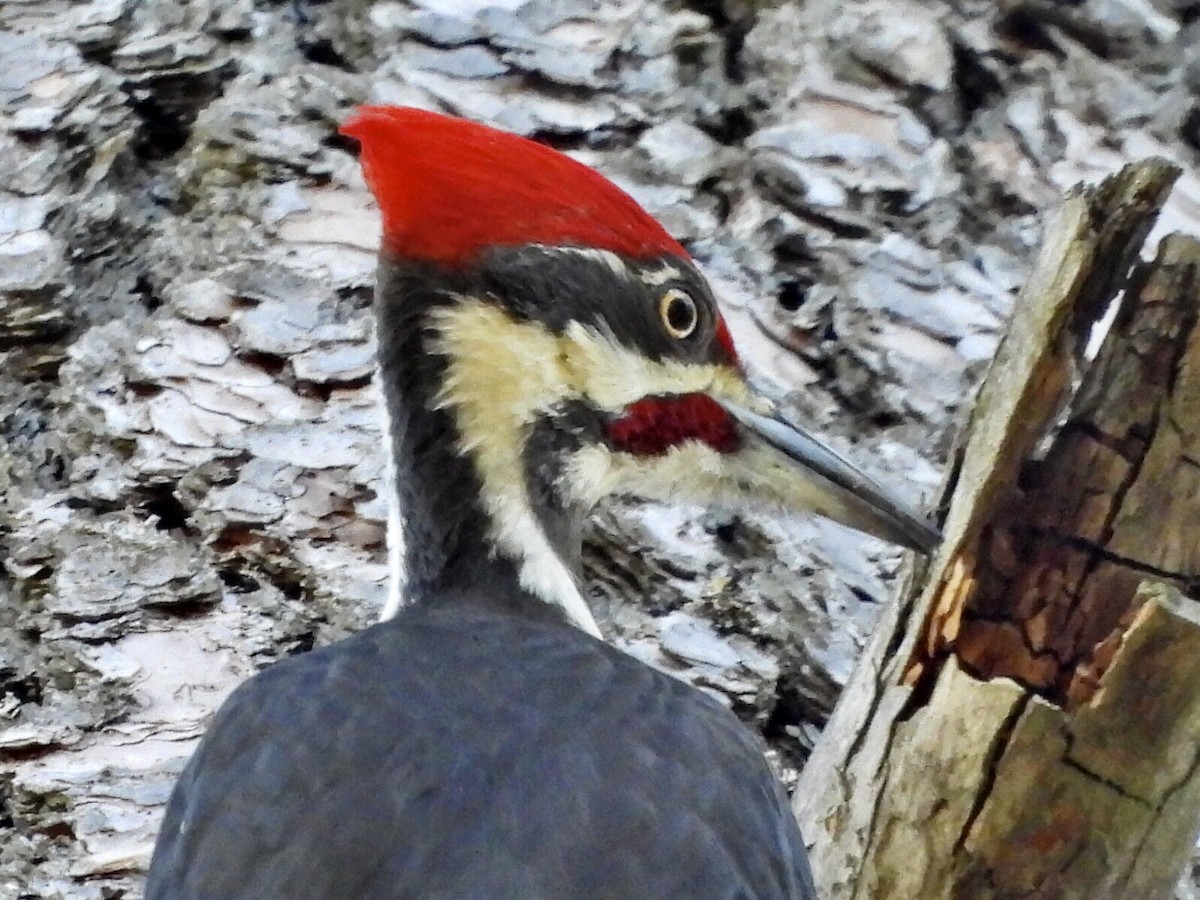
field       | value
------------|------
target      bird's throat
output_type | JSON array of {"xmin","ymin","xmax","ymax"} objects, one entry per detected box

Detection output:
[{"xmin": 374, "ymin": 260, "xmax": 600, "ymax": 636}]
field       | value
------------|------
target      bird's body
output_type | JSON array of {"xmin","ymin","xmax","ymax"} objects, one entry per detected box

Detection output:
[
  {"xmin": 147, "ymin": 107, "xmax": 938, "ymax": 898},
  {"xmin": 148, "ymin": 597, "xmax": 814, "ymax": 899}
]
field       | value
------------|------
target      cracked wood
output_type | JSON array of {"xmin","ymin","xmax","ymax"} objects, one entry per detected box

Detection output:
[{"xmin": 796, "ymin": 161, "xmax": 1200, "ymax": 899}]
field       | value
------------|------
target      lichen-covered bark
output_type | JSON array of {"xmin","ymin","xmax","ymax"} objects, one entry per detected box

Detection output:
[{"xmin": 797, "ymin": 163, "xmax": 1200, "ymax": 898}]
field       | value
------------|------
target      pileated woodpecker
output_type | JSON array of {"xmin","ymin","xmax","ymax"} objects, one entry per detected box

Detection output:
[{"xmin": 145, "ymin": 106, "xmax": 939, "ymax": 899}]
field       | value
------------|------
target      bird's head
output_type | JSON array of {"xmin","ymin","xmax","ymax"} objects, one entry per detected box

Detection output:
[{"xmin": 342, "ymin": 107, "xmax": 939, "ymax": 635}]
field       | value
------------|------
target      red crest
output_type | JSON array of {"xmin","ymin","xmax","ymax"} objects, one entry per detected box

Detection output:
[{"xmin": 340, "ymin": 106, "xmax": 689, "ymax": 269}]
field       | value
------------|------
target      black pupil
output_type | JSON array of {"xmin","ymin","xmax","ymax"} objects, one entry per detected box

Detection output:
[{"xmin": 667, "ymin": 295, "xmax": 695, "ymax": 333}]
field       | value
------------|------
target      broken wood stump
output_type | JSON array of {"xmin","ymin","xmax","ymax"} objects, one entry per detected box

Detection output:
[{"xmin": 796, "ymin": 160, "xmax": 1200, "ymax": 899}]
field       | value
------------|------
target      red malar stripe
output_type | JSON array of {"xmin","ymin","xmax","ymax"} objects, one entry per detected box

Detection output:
[{"xmin": 607, "ymin": 394, "xmax": 740, "ymax": 457}]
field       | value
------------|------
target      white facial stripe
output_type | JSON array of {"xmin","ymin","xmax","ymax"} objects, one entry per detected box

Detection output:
[
  {"xmin": 563, "ymin": 441, "xmax": 726, "ymax": 510},
  {"xmin": 564, "ymin": 437, "xmax": 883, "ymax": 535},
  {"xmin": 546, "ymin": 246, "xmax": 632, "ymax": 280},
  {"xmin": 535, "ymin": 247, "xmax": 685, "ymax": 293},
  {"xmin": 564, "ymin": 440, "xmax": 783, "ymax": 514},
  {"xmin": 560, "ymin": 320, "xmax": 751, "ymax": 411},
  {"xmin": 382, "ymin": 502, "xmax": 405, "ymax": 621},
  {"xmin": 379, "ymin": 395, "xmax": 407, "ymax": 622},
  {"xmin": 430, "ymin": 301, "xmax": 600, "ymax": 637},
  {"xmin": 640, "ymin": 263, "xmax": 683, "ymax": 287}
]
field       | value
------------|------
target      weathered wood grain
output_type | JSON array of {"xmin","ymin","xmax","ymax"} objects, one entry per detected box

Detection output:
[{"xmin": 797, "ymin": 161, "xmax": 1200, "ymax": 899}]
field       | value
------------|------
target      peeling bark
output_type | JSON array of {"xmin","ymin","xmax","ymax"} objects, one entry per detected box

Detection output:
[{"xmin": 797, "ymin": 161, "xmax": 1200, "ymax": 898}]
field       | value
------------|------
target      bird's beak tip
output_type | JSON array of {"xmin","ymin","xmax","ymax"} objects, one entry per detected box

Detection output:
[{"xmin": 716, "ymin": 398, "xmax": 941, "ymax": 555}]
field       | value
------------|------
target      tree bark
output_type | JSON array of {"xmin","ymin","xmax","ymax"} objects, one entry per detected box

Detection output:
[{"xmin": 796, "ymin": 160, "xmax": 1200, "ymax": 899}]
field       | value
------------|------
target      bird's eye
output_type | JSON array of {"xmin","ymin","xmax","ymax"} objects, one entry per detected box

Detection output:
[{"xmin": 659, "ymin": 289, "xmax": 699, "ymax": 340}]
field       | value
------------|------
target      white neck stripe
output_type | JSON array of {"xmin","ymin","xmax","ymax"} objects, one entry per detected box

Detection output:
[{"xmin": 428, "ymin": 302, "xmax": 602, "ymax": 638}]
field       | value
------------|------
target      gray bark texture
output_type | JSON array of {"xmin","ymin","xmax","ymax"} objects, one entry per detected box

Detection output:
[
  {"xmin": 797, "ymin": 162, "xmax": 1200, "ymax": 898},
  {"xmin": 3, "ymin": 1, "xmax": 1200, "ymax": 898}
]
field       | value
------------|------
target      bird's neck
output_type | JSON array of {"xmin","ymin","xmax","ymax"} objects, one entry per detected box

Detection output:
[{"xmin": 374, "ymin": 260, "xmax": 600, "ymax": 636}]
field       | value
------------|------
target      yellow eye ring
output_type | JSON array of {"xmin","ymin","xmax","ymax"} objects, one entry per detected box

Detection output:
[{"xmin": 659, "ymin": 289, "xmax": 699, "ymax": 339}]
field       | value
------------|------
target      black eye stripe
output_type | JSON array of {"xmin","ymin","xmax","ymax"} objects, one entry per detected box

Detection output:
[{"xmin": 478, "ymin": 246, "xmax": 720, "ymax": 362}]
